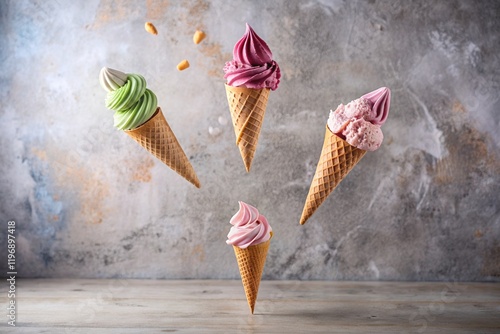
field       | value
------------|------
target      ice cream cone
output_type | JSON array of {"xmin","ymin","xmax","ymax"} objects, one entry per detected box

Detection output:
[
  {"xmin": 300, "ymin": 126, "xmax": 367, "ymax": 225},
  {"xmin": 233, "ymin": 238, "xmax": 271, "ymax": 314},
  {"xmin": 225, "ymin": 84, "xmax": 270, "ymax": 172},
  {"xmin": 125, "ymin": 107, "xmax": 200, "ymax": 188}
]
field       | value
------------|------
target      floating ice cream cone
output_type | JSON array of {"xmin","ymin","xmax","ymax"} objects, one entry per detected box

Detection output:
[
  {"xmin": 223, "ymin": 24, "xmax": 280, "ymax": 172},
  {"xmin": 126, "ymin": 107, "xmax": 200, "ymax": 188},
  {"xmin": 299, "ymin": 87, "xmax": 391, "ymax": 225},
  {"xmin": 227, "ymin": 202, "xmax": 273, "ymax": 314},
  {"xmin": 299, "ymin": 126, "xmax": 366, "ymax": 225},
  {"xmin": 233, "ymin": 238, "xmax": 270, "ymax": 314},
  {"xmin": 99, "ymin": 67, "xmax": 201, "ymax": 188},
  {"xmin": 225, "ymin": 84, "xmax": 270, "ymax": 172}
]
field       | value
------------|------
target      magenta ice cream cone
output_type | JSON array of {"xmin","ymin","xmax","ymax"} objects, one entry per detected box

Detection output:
[{"xmin": 223, "ymin": 23, "xmax": 281, "ymax": 172}]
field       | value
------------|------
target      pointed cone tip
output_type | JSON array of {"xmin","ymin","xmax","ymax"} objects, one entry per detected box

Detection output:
[{"xmin": 192, "ymin": 179, "xmax": 201, "ymax": 188}]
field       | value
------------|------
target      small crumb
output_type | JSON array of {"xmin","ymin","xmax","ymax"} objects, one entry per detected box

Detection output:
[
  {"xmin": 193, "ymin": 30, "xmax": 206, "ymax": 44},
  {"xmin": 177, "ymin": 60, "xmax": 190, "ymax": 71},
  {"xmin": 218, "ymin": 116, "xmax": 228, "ymax": 126},
  {"xmin": 145, "ymin": 22, "xmax": 158, "ymax": 35},
  {"xmin": 208, "ymin": 126, "xmax": 222, "ymax": 137}
]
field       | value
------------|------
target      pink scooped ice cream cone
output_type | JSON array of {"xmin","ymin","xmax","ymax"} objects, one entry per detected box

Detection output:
[{"xmin": 300, "ymin": 88, "xmax": 391, "ymax": 225}]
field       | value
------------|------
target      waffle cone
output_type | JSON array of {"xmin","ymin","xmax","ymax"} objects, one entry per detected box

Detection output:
[
  {"xmin": 125, "ymin": 107, "xmax": 200, "ymax": 188},
  {"xmin": 299, "ymin": 126, "xmax": 367, "ymax": 225},
  {"xmin": 225, "ymin": 84, "xmax": 270, "ymax": 172},
  {"xmin": 233, "ymin": 239, "xmax": 270, "ymax": 314}
]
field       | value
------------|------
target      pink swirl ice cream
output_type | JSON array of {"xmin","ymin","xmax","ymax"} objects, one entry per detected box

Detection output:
[
  {"xmin": 362, "ymin": 87, "xmax": 390, "ymax": 125},
  {"xmin": 226, "ymin": 201, "xmax": 272, "ymax": 249},
  {"xmin": 223, "ymin": 23, "xmax": 281, "ymax": 90},
  {"xmin": 327, "ymin": 87, "xmax": 391, "ymax": 151}
]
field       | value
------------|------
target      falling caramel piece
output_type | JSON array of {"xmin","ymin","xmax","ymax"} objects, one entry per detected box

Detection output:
[
  {"xmin": 193, "ymin": 30, "xmax": 206, "ymax": 44},
  {"xmin": 177, "ymin": 60, "xmax": 190, "ymax": 71},
  {"xmin": 145, "ymin": 22, "xmax": 158, "ymax": 35}
]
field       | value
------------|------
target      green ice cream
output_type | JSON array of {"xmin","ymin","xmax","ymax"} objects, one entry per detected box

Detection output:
[{"xmin": 99, "ymin": 67, "xmax": 158, "ymax": 130}]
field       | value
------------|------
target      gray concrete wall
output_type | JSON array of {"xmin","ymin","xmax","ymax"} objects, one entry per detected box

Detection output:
[{"xmin": 1, "ymin": 0, "xmax": 499, "ymax": 280}]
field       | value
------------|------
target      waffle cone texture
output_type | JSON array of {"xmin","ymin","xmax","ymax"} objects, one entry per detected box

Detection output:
[
  {"xmin": 233, "ymin": 238, "xmax": 271, "ymax": 314},
  {"xmin": 300, "ymin": 126, "xmax": 367, "ymax": 225},
  {"xmin": 125, "ymin": 107, "xmax": 200, "ymax": 188},
  {"xmin": 225, "ymin": 84, "xmax": 270, "ymax": 172}
]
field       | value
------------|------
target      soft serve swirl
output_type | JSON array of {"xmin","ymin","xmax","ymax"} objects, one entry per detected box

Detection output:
[
  {"xmin": 226, "ymin": 201, "xmax": 272, "ymax": 249},
  {"xmin": 223, "ymin": 23, "xmax": 280, "ymax": 91},
  {"xmin": 99, "ymin": 67, "xmax": 158, "ymax": 130},
  {"xmin": 361, "ymin": 87, "xmax": 391, "ymax": 125}
]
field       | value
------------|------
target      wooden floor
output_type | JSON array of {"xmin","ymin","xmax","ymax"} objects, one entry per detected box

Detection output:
[{"xmin": 1, "ymin": 279, "xmax": 499, "ymax": 333}]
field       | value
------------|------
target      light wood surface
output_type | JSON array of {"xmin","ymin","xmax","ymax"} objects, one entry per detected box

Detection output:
[{"xmin": 1, "ymin": 279, "xmax": 499, "ymax": 333}]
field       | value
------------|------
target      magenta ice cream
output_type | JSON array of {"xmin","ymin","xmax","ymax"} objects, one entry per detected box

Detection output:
[
  {"xmin": 226, "ymin": 201, "xmax": 272, "ymax": 249},
  {"xmin": 223, "ymin": 23, "xmax": 281, "ymax": 90},
  {"xmin": 327, "ymin": 87, "xmax": 391, "ymax": 151}
]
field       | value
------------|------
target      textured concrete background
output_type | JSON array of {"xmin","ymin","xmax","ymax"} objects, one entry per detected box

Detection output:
[{"xmin": 1, "ymin": 0, "xmax": 499, "ymax": 281}]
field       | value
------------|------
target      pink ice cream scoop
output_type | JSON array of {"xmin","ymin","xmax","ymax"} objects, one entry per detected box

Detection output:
[
  {"xmin": 226, "ymin": 201, "xmax": 272, "ymax": 249},
  {"xmin": 327, "ymin": 87, "xmax": 391, "ymax": 151},
  {"xmin": 344, "ymin": 119, "xmax": 384, "ymax": 151},
  {"xmin": 223, "ymin": 23, "xmax": 281, "ymax": 90}
]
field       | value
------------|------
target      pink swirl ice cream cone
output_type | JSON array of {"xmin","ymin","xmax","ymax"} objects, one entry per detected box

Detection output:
[{"xmin": 227, "ymin": 202, "xmax": 273, "ymax": 313}]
